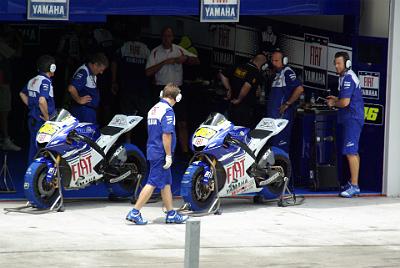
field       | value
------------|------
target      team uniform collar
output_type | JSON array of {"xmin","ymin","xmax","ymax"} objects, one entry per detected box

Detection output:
[
  {"xmin": 160, "ymin": 98, "xmax": 172, "ymax": 107},
  {"xmin": 85, "ymin": 63, "xmax": 95, "ymax": 76},
  {"xmin": 39, "ymin": 72, "xmax": 50, "ymax": 79}
]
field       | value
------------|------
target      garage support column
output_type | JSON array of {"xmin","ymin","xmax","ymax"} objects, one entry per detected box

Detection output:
[{"xmin": 384, "ymin": 0, "xmax": 400, "ymax": 196}]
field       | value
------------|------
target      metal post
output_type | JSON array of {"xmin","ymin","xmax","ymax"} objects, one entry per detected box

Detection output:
[{"xmin": 184, "ymin": 219, "xmax": 201, "ymax": 268}]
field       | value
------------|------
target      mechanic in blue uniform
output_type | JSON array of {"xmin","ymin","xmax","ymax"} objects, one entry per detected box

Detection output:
[
  {"xmin": 126, "ymin": 83, "xmax": 188, "ymax": 225},
  {"xmin": 267, "ymin": 49, "xmax": 304, "ymax": 152},
  {"xmin": 326, "ymin": 51, "xmax": 364, "ymax": 198},
  {"xmin": 19, "ymin": 55, "xmax": 57, "ymax": 161},
  {"xmin": 67, "ymin": 53, "xmax": 108, "ymax": 124}
]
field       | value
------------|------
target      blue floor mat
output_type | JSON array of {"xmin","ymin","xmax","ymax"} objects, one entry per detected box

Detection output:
[{"xmin": 0, "ymin": 151, "xmax": 382, "ymax": 200}]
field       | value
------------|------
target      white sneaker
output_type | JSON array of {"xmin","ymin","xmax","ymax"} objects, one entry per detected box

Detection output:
[{"xmin": 2, "ymin": 138, "xmax": 21, "ymax": 151}]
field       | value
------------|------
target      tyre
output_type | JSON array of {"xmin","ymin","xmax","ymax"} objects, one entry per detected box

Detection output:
[
  {"xmin": 181, "ymin": 164, "xmax": 217, "ymax": 212},
  {"xmin": 260, "ymin": 154, "xmax": 292, "ymax": 200},
  {"xmin": 24, "ymin": 162, "xmax": 60, "ymax": 209},
  {"xmin": 106, "ymin": 144, "xmax": 147, "ymax": 198}
]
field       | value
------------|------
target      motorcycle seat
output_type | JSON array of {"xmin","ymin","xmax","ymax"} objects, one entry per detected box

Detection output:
[
  {"xmin": 100, "ymin": 126, "xmax": 124, "ymax": 136},
  {"xmin": 250, "ymin": 129, "xmax": 272, "ymax": 139}
]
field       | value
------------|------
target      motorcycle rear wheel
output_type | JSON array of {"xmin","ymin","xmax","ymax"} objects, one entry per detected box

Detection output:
[
  {"xmin": 260, "ymin": 154, "xmax": 291, "ymax": 200},
  {"xmin": 106, "ymin": 144, "xmax": 147, "ymax": 199}
]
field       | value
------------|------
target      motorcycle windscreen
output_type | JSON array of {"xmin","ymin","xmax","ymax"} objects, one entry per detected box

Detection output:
[
  {"xmin": 201, "ymin": 112, "xmax": 227, "ymax": 126},
  {"xmin": 54, "ymin": 109, "xmax": 74, "ymax": 122}
]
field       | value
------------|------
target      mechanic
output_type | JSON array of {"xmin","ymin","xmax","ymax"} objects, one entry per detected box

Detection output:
[
  {"xmin": 267, "ymin": 49, "xmax": 304, "ymax": 152},
  {"xmin": 20, "ymin": 55, "xmax": 57, "ymax": 161},
  {"xmin": 126, "ymin": 83, "xmax": 188, "ymax": 225},
  {"xmin": 326, "ymin": 51, "xmax": 364, "ymax": 198}
]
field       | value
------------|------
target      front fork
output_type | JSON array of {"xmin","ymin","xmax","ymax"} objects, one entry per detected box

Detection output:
[
  {"xmin": 191, "ymin": 154, "xmax": 216, "ymax": 187},
  {"xmin": 45, "ymin": 155, "xmax": 61, "ymax": 187}
]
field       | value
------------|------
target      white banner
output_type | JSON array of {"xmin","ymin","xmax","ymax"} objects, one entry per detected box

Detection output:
[
  {"xmin": 359, "ymin": 71, "xmax": 380, "ymax": 100},
  {"xmin": 304, "ymin": 34, "xmax": 329, "ymax": 69}
]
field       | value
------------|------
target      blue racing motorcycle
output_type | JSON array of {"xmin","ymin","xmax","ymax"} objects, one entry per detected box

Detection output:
[
  {"xmin": 180, "ymin": 113, "xmax": 292, "ymax": 212},
  {"xmin": 23, "ymin": 109, "xmax": 147, "ymax": 210}
]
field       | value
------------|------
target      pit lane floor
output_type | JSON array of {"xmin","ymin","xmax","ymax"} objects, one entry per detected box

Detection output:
[{"xmin": 1, "ymin": 197, "xmax": 400, "ymax": 267}]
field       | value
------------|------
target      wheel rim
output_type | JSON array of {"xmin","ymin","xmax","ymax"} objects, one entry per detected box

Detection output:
[
  {"xmin": 121, "ymin": 156, "xmax": 142, "ymax": 191},
  {"xmin": 37, "ymin": 171, "xmax": 56, "ymax": 198},
  {"xmin": 194, "ymin": 172, "xmax": 213, "ymax": 202},
  {"xmin": 268, "ymin": 162, "xmax": 287, "ymax": 193}
]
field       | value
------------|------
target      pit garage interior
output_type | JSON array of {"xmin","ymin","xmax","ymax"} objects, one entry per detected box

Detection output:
[{"xmin": 0, "ymin": 0, "xmax": 399, "ymax": 202}]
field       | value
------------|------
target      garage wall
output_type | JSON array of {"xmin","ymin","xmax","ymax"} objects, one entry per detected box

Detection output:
[
  {"xmin": 269, "ymin": 15, "xmax": 344, "ymax": 33},
  {"xmin": 270, "ymin": 1, "xmax": 390, "ymax": 38},
  {"xmin": 359, "ymin": 0, "xmax": 390, "ymax": 37}
]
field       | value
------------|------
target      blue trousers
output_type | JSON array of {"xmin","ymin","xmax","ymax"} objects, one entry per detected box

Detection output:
[
  {"xmin": 70, "ymin": 105, "xmax": 97, "ymax": 124},
  {"xmin": 269, "ymin": 107, "xmax": 294, "ymax": 153},
  {"xmin": 28, "ymin": 117, "xmax": 43, "ymax": 162}
]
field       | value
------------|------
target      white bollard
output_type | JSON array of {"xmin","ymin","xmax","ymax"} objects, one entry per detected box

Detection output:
[{"xmin": 184, "ymin": 218, "xmax": 201, "ymax": 268}]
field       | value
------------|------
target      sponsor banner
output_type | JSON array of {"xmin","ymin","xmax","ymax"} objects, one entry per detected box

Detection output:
[
  {"xmin": 211, "ymin": 48, "xmax": 235, "ymax": 68},
  {"xmin": 303, "ymin": 66, "xmax": 327, "ymax": 89},
  {"xmin": 27, "ymin": 0, "xmax": 69, "ymax": 21},
  {"xmin": 13, "ymin": 25, "xmax": 40, "ymax": 45},
  {"xmin": 359, "ymin": 71, "xmax": 380, "ymax": 100},
  {"xmin": 201, "ymin": 0, "xmax": 240, "ymax": 22},
  {"xmin": 212, "ymin": 24, "xmax": 235, "ymax": 50},
  {"xmin": 364, "ymin": 103, "xmax": 384, "ymax": 125},
  {"xmin": 304, "ymin": 34, "xmax": 329, "ymax": 69},
  {"xmin": 303, "ymin": 34, "xmax": 329, "ymax": 90}
]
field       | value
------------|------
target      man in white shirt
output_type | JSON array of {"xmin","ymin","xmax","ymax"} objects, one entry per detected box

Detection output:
[
  {"xmin": 145, "ymin": 27, "xmax": 200, "ymax": 158},
  {"xmin": 145, "ymin": 26, "xmax": 199, "ymax": 104}
]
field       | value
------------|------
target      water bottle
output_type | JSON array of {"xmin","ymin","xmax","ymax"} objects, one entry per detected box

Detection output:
[
  {"xmin": 259, "ymin": 88, "xmax": 266, "ymax": 105},
  {"xmin": 310, "ymin": 93, "xmax": 315, "ymax": 105},
  {"xmin": 299, "ymin": 93, "xmax": 305, "ymax": 106}
]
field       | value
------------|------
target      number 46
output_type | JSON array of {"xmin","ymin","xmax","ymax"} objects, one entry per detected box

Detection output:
[{"xmin": 364, "ymin": 107, "xmax": 379, "ymax": 121}]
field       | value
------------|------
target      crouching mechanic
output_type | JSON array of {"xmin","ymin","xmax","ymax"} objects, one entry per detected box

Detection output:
[
  {"xmin": 326, "ymin": 51, "xmax": 364, "ymax": 198},
  {"xmin": 126, "ymin": 83, "xmax": 188, "ymax": 224},
  {"xmin": 19, "ymin": 55, "xmax": 57, "ymax": 161}
]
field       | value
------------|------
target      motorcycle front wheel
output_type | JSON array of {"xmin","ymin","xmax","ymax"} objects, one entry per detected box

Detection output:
[
  {"xmin": 181, "ymin": 164, "xmax": 217, "ymax": 212},
  {"xmin": 24, "ymin": 162, "xmax": 60, "ymax": 209}
]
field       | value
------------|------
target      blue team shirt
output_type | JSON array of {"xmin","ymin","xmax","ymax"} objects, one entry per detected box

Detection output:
[
  {"xmin": 71, "ymin": 64, "xmax": 99, "ymax": 108},
  {"xmin": 21, "ymin": 73, "xmax": 56, "ymax": 121},
  {"xmin": 337, "ymin": 70, "xmax": 364, "ymax": 124},
  {"xmin": 267, "ymin": 66, "xmax": 302, "ymax": 118},
  {"xmin": 146, "ymin": 99, "xmax": 176, "ymax": 160}
]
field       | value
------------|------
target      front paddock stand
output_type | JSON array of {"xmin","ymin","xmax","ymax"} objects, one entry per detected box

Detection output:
[
  {"xmin": 4, "ymin": 181, "xmax": 64, "ymax": 215},
  {"xmin": 177, "ymin": 195, "xmax": 222, "ymax": 217}
]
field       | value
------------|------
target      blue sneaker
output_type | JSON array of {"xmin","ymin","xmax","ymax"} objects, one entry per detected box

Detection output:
[
  {"xmin": 126, "ymin": 209, "xmax": 148, "ymax": 225},
  {"xmin": 166, "ymin": 210, "xmax": 188, "ymax": 224},
  {"xmin": 340, "ymin": 184, "xmax": 360, "ymax": 198},
  {"xmin": 340, "ymin": 181, "xmax": 352, "ymax": 191}
]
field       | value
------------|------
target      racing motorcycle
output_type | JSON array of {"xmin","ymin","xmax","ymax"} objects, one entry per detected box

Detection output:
[
  {"xmin": 180, "ymin": 112, "xmax": 292, "ymax": 212},
  {"xmin": 23, "ymin": 109, "xmax": 147, "ymax": 209}
]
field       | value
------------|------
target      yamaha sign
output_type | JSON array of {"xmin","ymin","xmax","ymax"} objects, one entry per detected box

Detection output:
[
  {"xmin": 27, "ymin": 0, "xmax": 69, "ymax": 21},
  {"xmin": 201, "ymin": 0, "xmax": 240, "ymax": 22}
]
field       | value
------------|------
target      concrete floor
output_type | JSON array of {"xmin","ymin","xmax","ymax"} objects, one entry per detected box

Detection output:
[{"xmin": 1, "ymin": 197, "xmax": 400, "ymax": 267}]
